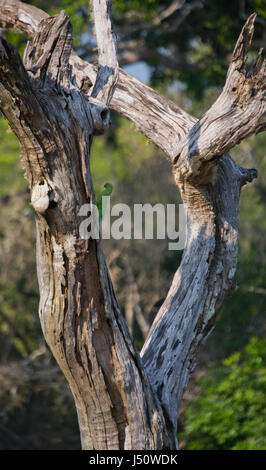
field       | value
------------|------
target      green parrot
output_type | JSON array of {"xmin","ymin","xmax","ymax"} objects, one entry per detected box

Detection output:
[{"xmin": 96, "ymin": 182, "xmax": 113, "ymax": 224}]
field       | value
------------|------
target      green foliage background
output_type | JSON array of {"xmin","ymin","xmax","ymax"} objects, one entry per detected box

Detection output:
[
  {"xmin": 0, "ymin": 0, "xmax": 265, "ymax": 450},
  {"xmin": 181, "ymin": 337, "xmax": 266, "ymax": 450}
]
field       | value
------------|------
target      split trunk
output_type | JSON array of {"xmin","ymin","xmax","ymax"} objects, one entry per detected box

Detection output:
[{"xmin": 0, "ymin": 0, "xmax": 264, "ymax": 450}]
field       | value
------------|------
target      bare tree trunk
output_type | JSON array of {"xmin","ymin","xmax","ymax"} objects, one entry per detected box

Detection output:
[{"xmin": 0, "ymin": 0, "xmax": 265, "ymax": 450}]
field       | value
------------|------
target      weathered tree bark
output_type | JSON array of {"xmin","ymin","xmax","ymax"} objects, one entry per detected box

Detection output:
[
  {"xmin": 0, "ymin": 0, "xmax": 265, "ymax": 450},
  {"xmin": 0, "ymin": 3, "xmax": 175, "ymax": 451}
]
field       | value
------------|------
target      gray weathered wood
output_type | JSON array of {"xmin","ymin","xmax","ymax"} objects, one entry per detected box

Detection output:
[
  {"xmin": 141, "ymin": 15, "xmax": 264, "ymax": 427},
  {"xmin": 0, "ymin": 0, "xmax": 197, "ymax": 158},
  {"xmin": 0, "ymin": 0, "xmax": 265, "ymax": 450},
  {"xmin": 0, "ymin": 5, "xmax": 174, "ymax": 450},
  {"xmin": 90, "ymin": 0, "xmax": 118, "ymax": 106}
]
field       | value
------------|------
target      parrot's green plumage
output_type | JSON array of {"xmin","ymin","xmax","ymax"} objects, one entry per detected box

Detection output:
[{"xmin": 96, "ymin": 182, "xmax": 113, "ymax": 223}]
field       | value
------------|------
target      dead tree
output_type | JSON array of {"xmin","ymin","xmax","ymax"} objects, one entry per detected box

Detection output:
[{"xmin": 0, "ymin": 0, "xmax": 265, "ymax": 450}]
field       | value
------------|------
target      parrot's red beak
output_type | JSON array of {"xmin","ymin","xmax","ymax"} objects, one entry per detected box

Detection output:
[{"xmin": 104, "ymin": 184, "xmax": 106, "ymax": 187}]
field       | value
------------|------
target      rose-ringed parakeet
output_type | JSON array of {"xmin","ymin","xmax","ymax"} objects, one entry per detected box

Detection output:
[{"xmin": 96, "ymin": 182, "xmax": 113, "ymax": 224}]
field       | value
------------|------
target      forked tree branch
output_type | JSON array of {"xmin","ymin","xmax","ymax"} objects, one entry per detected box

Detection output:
[
  {"xmin": 173, "ymin": 13, "xmax": 265, "ymax": 181},
  {"xmin": 0, "ymin": 0, "xmax": 264, "ymax": 449},
  {"xmin": 0, "ymin": 1, "xmax": 175, "ymax": 450},
  {"xmin": 0, "ymin": 0, "xmax": 196, "ymax": 158}
]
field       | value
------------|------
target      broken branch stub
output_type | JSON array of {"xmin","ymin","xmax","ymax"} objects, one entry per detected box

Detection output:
[
  {"xmin": 0, "ymin": 0, "xmax": 197, "ymax": 158},
  {"xmin": 89, "ymin": 0, "xmax": 119, "ymax": 132},
  {"xmin": 24, "ymin": 11, "xmax": 73, "ymax": 90},
  {"xmin": 90, "ymin": 0, "xmax": 119, "ymax": 106}
]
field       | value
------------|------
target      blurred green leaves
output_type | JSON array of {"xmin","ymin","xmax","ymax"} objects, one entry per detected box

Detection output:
[
  {"xmin": 91, "ymin": 115, "xmax": 156, "ymax": 194},
  {"xmin": 181, "ymin": 337, "xmax": 266, "ymax": 450},
  {"xmin": 0, "ymin": 119, "xmax": 26, "ymax": 198}
]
